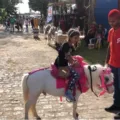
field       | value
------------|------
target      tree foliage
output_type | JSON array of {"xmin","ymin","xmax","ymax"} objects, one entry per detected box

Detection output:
[
  {"xmin": 29, "ymin": 0, "xmax": 48, "ymax": 17},
  {"xmin": 0, "ymin": 0, "xmax": 21, "ymax": 15},
  {"xmin": 0, "ymin": 8, "xmax": 7, "ymax": 21},
  {"xmin": 29, "ymin": 0, "xmax": 88, "ymax": 18},
  {"xmin": 0, "ymin": 0, "xmax": 21, "ymax": 22}
]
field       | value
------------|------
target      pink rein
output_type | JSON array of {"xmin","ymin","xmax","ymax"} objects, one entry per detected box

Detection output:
[{"xmin": 99, "ymin": 67, "xmax": 113, "ymax": 96}]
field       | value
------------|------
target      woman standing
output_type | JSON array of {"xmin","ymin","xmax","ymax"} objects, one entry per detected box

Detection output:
[{"xmin": 25, "ymin": 18, "xmax": 29, "ymax": 32}]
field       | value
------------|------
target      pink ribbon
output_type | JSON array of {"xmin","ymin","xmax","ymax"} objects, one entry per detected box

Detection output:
[
  {"xmin": 104, "ymin": 67, "xmax": 111, "ymax": 74},
  {"xmin": 98, "ymin": 67, "xmax": 112, "ymax": 96}
]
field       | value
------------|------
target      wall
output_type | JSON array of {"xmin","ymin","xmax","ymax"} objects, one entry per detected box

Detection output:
[{"xmin": 94, "ymin": 0, "xmax": 118, "ymax": 29}]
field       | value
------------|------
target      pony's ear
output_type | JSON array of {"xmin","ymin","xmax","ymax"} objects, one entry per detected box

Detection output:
[
  {"xmin": 102, "ymin": 66, "xmax": 106, "ymax": 72},
  {"xmin": 102, "ymin": 66, "xmax": 112, "ymax": 74},
  {"xmin": 104, "ymin": 64, "xmax": 108, "ymax": 68}
]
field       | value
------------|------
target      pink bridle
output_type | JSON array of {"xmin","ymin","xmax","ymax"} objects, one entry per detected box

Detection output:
[{"xmin": 99, "ymin": 67, "xmax": 114, "ymax": 96}]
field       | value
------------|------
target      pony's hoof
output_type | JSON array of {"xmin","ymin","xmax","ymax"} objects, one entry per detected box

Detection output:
[
  {"xmin": 73, "ymin": 113, "xmax": 79, "ymax": 120},
  {"xmin": 76, "ymin": 113, "xmax": 79, "ymax": 118},
  {"xmin": 37, "ymin": 117, "xmax": 41, "ymax": 120}
]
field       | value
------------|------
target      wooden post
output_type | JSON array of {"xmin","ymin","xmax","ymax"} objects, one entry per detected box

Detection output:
[
  {"xmin": 118, "ymin": 0, "xmax": 120, "ymax": 10},
  {"xmin": 88, "ymin": 0, "xmax": 96, "ymax": 25}
]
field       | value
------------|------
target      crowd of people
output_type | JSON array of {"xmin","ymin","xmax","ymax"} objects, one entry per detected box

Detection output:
[
  {"xmin": 50, "ymin": 14, "xmax": 109, "ymax": 50},
  {"xmin": 3, "ymin": 15, "xmax": 108, "ymax": 47},
  {"xmin": 53, "ymin": 15, "xmax": 84, "ymax": 33},
  {"xmin": 84, "ymin": 22, "xmax": 108, "ymax": 49},
  {"xmin": 4, "ymin": 16, "xmax": 45, "ymax": 33}
]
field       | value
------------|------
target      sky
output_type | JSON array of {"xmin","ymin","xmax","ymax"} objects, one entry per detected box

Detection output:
[{"xmin": 16, "ymin": 0, "xmax": 29, "ymax": 13}]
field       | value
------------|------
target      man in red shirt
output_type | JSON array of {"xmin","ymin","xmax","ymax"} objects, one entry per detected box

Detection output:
[{"xmin": 105, "ymin": 9, "xmax": 120, "ymax": 112}]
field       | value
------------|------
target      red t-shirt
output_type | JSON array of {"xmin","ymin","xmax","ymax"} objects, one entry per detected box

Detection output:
[{"xmin": 108, "ymin": 28, "xmax": 120, "ymax": 67}]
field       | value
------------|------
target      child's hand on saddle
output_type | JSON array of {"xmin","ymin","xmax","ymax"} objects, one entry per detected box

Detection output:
[{"xmin": 72, "ymin": 60, "xmax": 80, "ymax": 67}]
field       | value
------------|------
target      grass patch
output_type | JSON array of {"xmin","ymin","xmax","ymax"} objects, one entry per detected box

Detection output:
[
  {"xmin": 49, "ymin": 40, "xmax": 108, "ymax": 65},
  {"xmin": 74, "ymin": 41, "xmax": 108, "ymax": 65}
]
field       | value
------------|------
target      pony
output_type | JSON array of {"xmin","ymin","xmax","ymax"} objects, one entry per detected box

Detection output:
[
  {"xmin": 47, "ymin": 26, "xmax": 57, "ymax": 44},
  {"xmin": 21, "ymin": 55, "xmax": 114, "ymax": 120},
  {"xmin": 44, "ymin": 24, "xmax": 51, "ymax": 39}
]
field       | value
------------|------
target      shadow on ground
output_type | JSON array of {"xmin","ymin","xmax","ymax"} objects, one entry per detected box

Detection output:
[{"xmin": 0, "ymin": 31, "xmax": 33, "ymax": 40}]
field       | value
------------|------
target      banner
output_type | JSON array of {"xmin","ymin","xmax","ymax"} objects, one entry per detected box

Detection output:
[
  {"xmin": 47, "ymin": 6, "xmax": 53, "ymax": 23},
  {"xmin": 47, "ymin": 16, "xmax": 52, "ymax": 23},
  {"xmin": 48, "ymin": 6, "xmax": 53, "ymax": 17}
]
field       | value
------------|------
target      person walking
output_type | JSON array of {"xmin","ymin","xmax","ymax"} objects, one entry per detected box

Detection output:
[{"xmin": 25, "ymin": 18, "xmax": 29, "ymax": 32}]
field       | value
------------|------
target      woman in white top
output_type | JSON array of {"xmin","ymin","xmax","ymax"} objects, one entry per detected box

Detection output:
[{"xmin": 25, "ymin": 18, "xmax": 29, "ymax": 32}]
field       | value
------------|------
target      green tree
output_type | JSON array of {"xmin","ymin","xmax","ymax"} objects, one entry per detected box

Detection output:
[
  {"xmin": 0, "ymin": 0, "xmax": 21, "ymax": 15},
  {"xmin": 29, "ymin": 0, "xmax": 48, "ymax": 17},
  {"xmin": 0, "ymin": 0, "xmax": 21, "ymax": 22},
  {"xmin": 0, "ymin": 8, "xmax": 7, "ymax": 22}
]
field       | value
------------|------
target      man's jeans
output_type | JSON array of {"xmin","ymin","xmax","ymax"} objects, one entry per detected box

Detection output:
[{"xmin": 110, "ymin": 65, "xmax": 120, "ymax": 107}]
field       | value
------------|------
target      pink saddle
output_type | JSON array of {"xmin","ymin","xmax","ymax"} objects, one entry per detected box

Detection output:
[
  {"xmin": 28, "ymin": 55, "xmax": 89, "ymax": 93},
  {"xmin": 51, "ymin": 64, "xmax": 68, "ymax": 88},
  {"xmin": 51, "ymin": 55, "xmax": 89, "ymax": 93}
]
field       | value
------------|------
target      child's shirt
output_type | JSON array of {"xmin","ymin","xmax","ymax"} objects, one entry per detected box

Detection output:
[
  {"xmin": 25, "ymin": 20, "xmax": 29, "ymax": 25},
  {"xmin": 10, "ymin": 17, "xmax": 16, "ymax": 25},
  {"xmin": 108, "ymin": 28, "xmax": 120, "ymax": 67},
  {"xmin": 54, "ymin": 42, "xmax": 75, "ymax": 67}
]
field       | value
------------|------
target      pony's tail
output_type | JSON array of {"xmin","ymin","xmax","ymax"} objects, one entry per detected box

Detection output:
[{"xmin": 21, "ymin": 73, "xmax": 29, "ymax": 103}]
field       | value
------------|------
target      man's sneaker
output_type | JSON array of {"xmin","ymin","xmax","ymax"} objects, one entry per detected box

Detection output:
[
  {"xmin": 65, "ymin": 90, "xmax": 75, "ymax": 102},
  {"xmin": 114, "ymin": 112, "xmax": 120, "ymax": 119},
  {"xmin": 105, "ymin": 105, "xmax": 120, "ymax": 112}
]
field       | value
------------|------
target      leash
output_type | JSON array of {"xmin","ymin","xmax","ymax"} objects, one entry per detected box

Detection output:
[{"xmin": 88, "ymin": 66, "xmax": 98, "ymax": 97}]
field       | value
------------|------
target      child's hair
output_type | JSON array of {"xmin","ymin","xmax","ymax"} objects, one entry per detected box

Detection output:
[{"xmin": 68, "ymin": 29, "xmax": 80, "ymax": 39}]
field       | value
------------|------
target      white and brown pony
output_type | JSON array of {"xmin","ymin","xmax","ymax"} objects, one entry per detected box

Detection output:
[
  {"xmin": 21, "ymin": 55, "xmax": 114, "ymax": 120},
  {"xmin": 47, "ymin": 26, "xmax": 57, "ymax": 44},
  {"xmin": 44, "ymin": 24, "xmax": 51, "ymax": 39}
]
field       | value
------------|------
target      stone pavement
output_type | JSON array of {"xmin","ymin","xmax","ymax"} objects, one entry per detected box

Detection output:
[{"xmin": 0, "ymin": 31, "xmax": 116, "ymax": 120}]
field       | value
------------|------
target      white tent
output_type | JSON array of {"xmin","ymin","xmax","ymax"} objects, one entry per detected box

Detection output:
[{"xmin": 30, "ymin": 11, "xmax": 41, "ymax": 18}]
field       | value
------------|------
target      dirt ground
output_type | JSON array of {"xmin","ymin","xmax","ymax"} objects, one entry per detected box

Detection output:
[{"xmin": 0, "ymin": 31, "xmax": 116, "ymax": 120}]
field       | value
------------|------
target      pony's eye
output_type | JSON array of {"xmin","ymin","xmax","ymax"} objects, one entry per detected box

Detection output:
[{"xmin": 105, "ymin": 77, "xmax": 109, "ymax": 82}]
